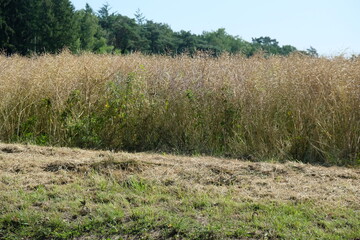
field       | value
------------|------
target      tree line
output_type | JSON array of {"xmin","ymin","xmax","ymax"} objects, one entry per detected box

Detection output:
[{"xmin": 0, "ymin": 0, "xmax": 318, "ymax": 57}]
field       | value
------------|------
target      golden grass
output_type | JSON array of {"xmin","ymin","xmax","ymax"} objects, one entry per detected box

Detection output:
[{"xmin": 0, "ymin": 52, "xmax": 359, "ymax": 165}]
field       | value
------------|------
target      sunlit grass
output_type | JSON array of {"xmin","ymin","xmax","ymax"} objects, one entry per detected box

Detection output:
[
  {"xmin": 1, "ymin": 171, "xmax": 359, "ymax": 239},
  {"xmin": 0, "ymin": 143, "xmax": 359, "ymax": 239},
  {"xmin": 0, "ymin": 52, "xmax": 359, "ymax": 165}
]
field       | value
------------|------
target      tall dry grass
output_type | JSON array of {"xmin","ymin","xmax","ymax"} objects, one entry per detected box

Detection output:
[{"xmin": 0, "ymin": 52, "xmax": 359, "ymax": 165}]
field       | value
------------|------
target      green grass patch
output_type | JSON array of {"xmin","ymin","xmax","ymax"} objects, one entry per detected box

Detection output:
[{"xmin": 1, "ymin": 172, "xmax": 359, "ymax": 239}]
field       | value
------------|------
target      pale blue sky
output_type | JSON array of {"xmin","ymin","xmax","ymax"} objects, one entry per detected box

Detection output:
[{"xmin": 71, "ymin": 0, "xmax": 360, "ymax": 56}]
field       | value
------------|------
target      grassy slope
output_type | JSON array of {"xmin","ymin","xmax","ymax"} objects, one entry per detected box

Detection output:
[{"xmin": 0, "ymin": 143, "xmax": 359, "ymax": 239}]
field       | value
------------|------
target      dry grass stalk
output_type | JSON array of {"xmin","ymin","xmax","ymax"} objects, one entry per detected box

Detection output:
[{"xmin": 0, "ymin": 52, "xmax": 359, "ymax": 165}]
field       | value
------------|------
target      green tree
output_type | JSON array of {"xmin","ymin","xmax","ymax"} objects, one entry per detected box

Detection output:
[
  {"xmin": 306, "ymin": 46, "xmax": 318, "ymax": 57},
  {"xmin": 252, "ymin": 36, "xmax": 281, "ymax": 55},
  {"xmin": 0, "ymin": 0, "xmax": 15, "ymax": 54},
  {"xmin": 76, "ymin": 4, "xmax": 98, "ymax": 51},
  {"xmin": 199, "ymin": 28, "xmax": 251, "ymax": 56},
  {"xmin": 30, "ymin": 0, "xmax": 78, "ymax": 53},
  {"xmin": 112, "ymin": 15, "xmax": 141, "ymax": 53},
  {"xmin": 75, "ymin": 4, "xmax": 112, "ymax": 53},
  {"xmin": 134, "ymin": 8, "xmax": 145, "ymax": 25},
  {"xmin": 98, "ymin": 4, "xmax": 147, "ymax": 54},
  {"xmin": 251, "ymin": 36, "xmax": 297, "ymax": 56},
  {"xmin": 174, "ymin": 30, "xmax": 197, "ymax": 54},
  {"xmin": 98, "ymin": 3, "xmax": 115, "ymax": 30},
  {"xmin": 0, "ymin": 0, "xmax": 78, "ymax": 55},
  {"xmin": 142, "ymin": 21, "xmax": 176, "ymax": 54},
  {"xmin": 281, "ymin": 45, "xmax": 297, "ymax": 55},
  {"xmin": 97, "ymin": 3, "xmax": 117, "ymax": 46},
  {"xmin": 51, "ymin": 0, "xmax": 78, "ymax": 52},
  {"xmin": 0, "ymin": 0, "xmax": 36, "ymax": 55}
]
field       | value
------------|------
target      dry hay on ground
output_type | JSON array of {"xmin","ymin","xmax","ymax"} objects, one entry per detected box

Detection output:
[{"xmin": 0, "ymin": 143, "xmax": 359, "ymax": 207}]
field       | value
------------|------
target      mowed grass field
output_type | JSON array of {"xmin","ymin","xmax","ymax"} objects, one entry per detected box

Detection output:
[
  {"xmin": 0, "ymin": 143, "xmax": 359, "ymax": 239},
  {"xmin": 0, "ymin": 53, "xmax": 359, "ymax": 239}
]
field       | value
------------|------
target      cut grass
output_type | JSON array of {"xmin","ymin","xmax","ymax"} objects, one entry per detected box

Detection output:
[{"xmin": 0, "ymin": 143, "xmax": 359, "ymax": 239}]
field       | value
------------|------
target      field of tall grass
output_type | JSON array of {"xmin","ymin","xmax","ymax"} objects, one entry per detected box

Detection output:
[{"xmin": 0, "ymin": 52, "xmax": 359, "ymax": 165}]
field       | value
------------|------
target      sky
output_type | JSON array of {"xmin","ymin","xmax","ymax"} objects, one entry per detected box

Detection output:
[{"xmin": 71, "ymin": 0, "xmax": 360, "ymax": 56}]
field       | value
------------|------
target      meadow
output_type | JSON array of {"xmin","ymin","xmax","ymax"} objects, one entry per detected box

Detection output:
[
  {"xmin": 0, "ymin": 143, "xmax": 359, "ymax": 239},
  {"xmin": 0, "ymin": 53, "xmax": 360, "ymax": 239},
  {"xmin": 0, "ymin": 52, "xmax": 359, "ymax": 165}
]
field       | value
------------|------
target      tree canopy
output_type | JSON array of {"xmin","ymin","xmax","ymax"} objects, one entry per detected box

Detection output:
[{"xmin": 0, "ymin": 1, "xmax": 317, "ymax": 57}]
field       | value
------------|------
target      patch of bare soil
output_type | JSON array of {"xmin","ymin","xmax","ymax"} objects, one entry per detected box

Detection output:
[{"xmin": 0, "ymin": 142, "xmax": 359, "ymax": 206}]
